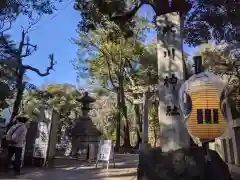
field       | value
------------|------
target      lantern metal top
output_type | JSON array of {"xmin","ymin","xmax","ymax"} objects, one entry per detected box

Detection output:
[{"xmin": 77, "ymin": 92, "xmax": 95, "ymax": 104}]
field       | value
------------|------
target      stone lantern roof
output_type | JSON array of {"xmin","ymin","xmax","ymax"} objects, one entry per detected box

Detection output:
[
  {"xmin": 77, "ymin": 92, "xmax": 95, "ymax": 104},
  {"xmin": 71, "ymin": 116, "xmax": 101, "ymax": 137}
]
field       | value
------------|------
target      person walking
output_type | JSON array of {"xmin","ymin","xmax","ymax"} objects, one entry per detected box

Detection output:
[{"xmin": 4, "ymin": 116, "xmax": 28, "ymax": 176}]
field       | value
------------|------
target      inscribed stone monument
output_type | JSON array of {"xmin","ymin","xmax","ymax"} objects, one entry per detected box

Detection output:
[{"xmin": 157, "ymin": 12, "xmax": 189, "ymax": 151}]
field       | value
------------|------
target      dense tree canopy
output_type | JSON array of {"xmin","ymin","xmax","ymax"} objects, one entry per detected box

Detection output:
[
  {"xmin": 183, "ymin": 0, "xmax": 240, "ymax": 46},
  {"xmin": 0, "ymin": 0, "xmax": 62, "ymax": 19},
  {"xmin": 74, "ymin": 0, "xmax": 239, "ymax": 48},
  {"xmin": 23, "ymin": 83, "xmax": 82, "ymax": 135},
  {"xmin": 72, "ymin": 16, "xmax": 150, "ymax": 89},
  {"xmin": 74, "ymin": 0, "xmax": 191, "ymax": 38},
  {"xmin": 73, "ymin": 11, "xmax": 160, "ymax": 149},
  {"xmin": 90, "ymin": 91, "xmax": 118, "ymax": 140},
  {"xmin": 74, "ymin": 0, "xmax": 127, "ymax": 32},
  {"xmin": 0, "ymin": 34, "xmax": 16, "ymax": 109}
]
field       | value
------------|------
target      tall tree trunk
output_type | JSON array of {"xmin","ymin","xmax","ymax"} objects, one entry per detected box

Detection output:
[
  {"xmin": 142, "ymin": 92, "xmax": 149, "ymax": 150},
  {"xmin": 115, "ymin": 87, "xmax": 121, "ymax": 152},
  {"xmin": 10, "ymin": 67, "xmax": 25, "ymax": 122},
  {"xmin": 134, "ymin": 94, "xmax": 142, "ymax": 148},
  {"xmin": 119, "ymin": 75, "xmax": 131, "ymax": 148}
]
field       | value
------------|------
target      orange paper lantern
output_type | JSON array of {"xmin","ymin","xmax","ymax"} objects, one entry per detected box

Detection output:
[{"xmin": 179, "ymin": 72, "xmax": 229, "ymax": 142}]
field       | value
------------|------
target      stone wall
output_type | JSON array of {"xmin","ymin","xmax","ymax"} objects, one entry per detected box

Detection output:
[
  {"xmin": 137, "ymin": 147, "xmax": 232, "ymax": 180},
  {"xmin": 208, "ymin": 120, "xmax": 240, "ymax": 166}
]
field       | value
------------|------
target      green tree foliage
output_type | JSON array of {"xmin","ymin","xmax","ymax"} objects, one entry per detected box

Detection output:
[
  {"xmin": 23, "ymin": 83, "xmax": 82, "ymax": 135},
  {"xmin": 73, "ymin": 17, "xmax": 153, "ymax": 149},
  {"xmin": 73, "ymin": 20, "xmax": 146, "ymax": 87},
  {"xmin": 73, "ymin": 16, "xmax": 152, "ymax": 89},
  {"xmin": 0, "ymin": 81, "xmax": 11, "ymax": 109},
  {"xmin": 74, "ymin": 0, "xmax": 191, "ymax": 34},
  {"xmin": 201, "ymin": 44, "xmax": 239, "ymax": 92},
  {"xmin": 74, "ymin": 0, "xmax": 128, "ymax": 32},
  {"xmin": 91, "ymin": 88, "xmax": 137, "ymax": 146},
  {"xmin": 0, "ymin": 0, "xmax": 63, "ymax": 37},
  {"xmin": 128, "ymin": 41, "xmax": 158, "ymax": 87},
  {"xmin": 75, "ymin": 0, "xmax": 239, "ymax": 49},
  {"xmin": 200, "ymin": 43, "xmax": 240, "ymax": 118},
  {"xmin": 90, "ymin": 91, "xmax": 118, "ymax": 140},
  {"xmin": 0, "ymin": 34, "xmax": 16, "ymax": 109},
  {"xmin": 183, "ymin": 0, "xmax": 240, "ymax": 46},
  {"xmin": 0, "ymin": 0, "xmax": 62, "ymax": 20}
]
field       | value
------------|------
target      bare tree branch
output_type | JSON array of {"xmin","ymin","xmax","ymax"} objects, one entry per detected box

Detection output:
[
  {"xmin": 23, "ymin": 54, "xmax": 55, "ymax": 76},
  {"xmin": 25, "ymin": 16, "xmax": 42, "ymax": 33},
  {"xmin": 0, "ymin": 21, "xmax": 12, "ymax": 35},
  {"xmin": 17, "ymin": 30, "xmax": 27, "ymax": 61},
  {"xmin": 21, "ymin": 40, "xmax": 37, "ymax": 58}
]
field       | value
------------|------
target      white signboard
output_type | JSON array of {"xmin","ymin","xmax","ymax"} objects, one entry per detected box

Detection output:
[
  {"xmin": 97, "ymin": 140, "xmax": 112, "ymax": 161},
  {"xmin": 96, "ymin": 140, "xmax": 115, "ymax": 169}
]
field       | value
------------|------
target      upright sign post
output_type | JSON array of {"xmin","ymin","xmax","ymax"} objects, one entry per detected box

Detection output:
[{"xmin": 96, "ymin": 140, "xmax": 115, "ymax": 169}]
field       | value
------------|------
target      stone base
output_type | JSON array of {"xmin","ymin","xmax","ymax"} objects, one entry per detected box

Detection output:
[{"xmin": 137, "ymin": 147, "xmax": 232, "ymax": 180}]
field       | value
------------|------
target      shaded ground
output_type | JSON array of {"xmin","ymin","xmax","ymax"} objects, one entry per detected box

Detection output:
[
  {"xmin": 229, "ymin": 164, "xmax": 240, "ymax": 180},
  {"xmin": 1, "ymin": 154, "xmax": 240, "ymax": 180},
  {"xmin": 0, "ymin": 154, "xmax": 138, "ymax": 180}
]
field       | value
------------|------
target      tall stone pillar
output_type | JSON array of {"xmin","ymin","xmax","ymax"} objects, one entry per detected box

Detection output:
[{"xmin": 156, "ymin": 12, "xmax": 189, "ymax": 152}]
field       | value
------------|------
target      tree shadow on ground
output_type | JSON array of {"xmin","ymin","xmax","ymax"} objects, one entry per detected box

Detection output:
[
  {"xmin": 0, "ymin": 154, "xmax": 138, "ymax": 180},
  {"xmin": 1, "ymin": 154, "xmax": 240, "ymax": 180}
]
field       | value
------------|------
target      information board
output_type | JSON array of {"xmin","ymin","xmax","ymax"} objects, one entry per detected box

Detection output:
[
  {"xmin": 96, "ymin": 140, "xmax": 115, "ymax": 169},
  {"xmin": 97, "ymin": 140, "xmax": 111, "ymax": 161}
]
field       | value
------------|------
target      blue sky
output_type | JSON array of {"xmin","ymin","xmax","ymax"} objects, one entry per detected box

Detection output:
[
  {"xmin": 7, "ymin": 2, "xmax": 196, "ymax": 88},
  {"xmin": 7, "ymin": 1, "xmax": 81, "ymax": 87}
]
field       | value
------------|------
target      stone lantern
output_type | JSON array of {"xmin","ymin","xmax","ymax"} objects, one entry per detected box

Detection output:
[
  {"xmin": 78, "ymin": 92, "xmax": 95, "ymax": 116},
  {"xmin": 71, "ymin": 92, "xmax": 101, "ymax": 160}
]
